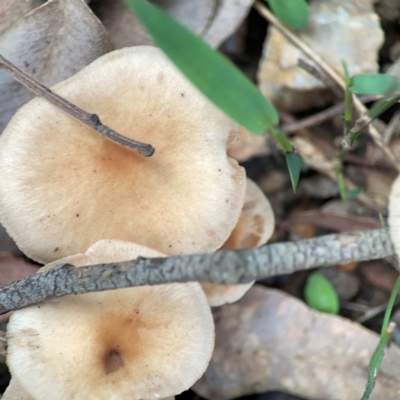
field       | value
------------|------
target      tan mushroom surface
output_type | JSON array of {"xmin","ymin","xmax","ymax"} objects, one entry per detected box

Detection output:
[
  {"xmin": 201, "ymin": 178, "xmax": 275, "ymax": 306},
  {"xmin": 389, "ymin": 174, "xmax": 400, "ymax": 257},
  {"xmin": 6, "ymin": 240, "xmax": 214, "ymax": 400},
  {"xmin": 2, "ymin": 378, "xmax": 34, "ymax": 400},
  {"xmin": 0, "ymin": 46, "xmax": 245, "ymax": 264}
]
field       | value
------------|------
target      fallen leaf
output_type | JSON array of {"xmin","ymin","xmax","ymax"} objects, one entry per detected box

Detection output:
[
  {"xmin": 93, "ymin": 0, "xmax": 253, "ymax": 50},
  {"xmin": 0, "ymin": 224, "xmax": 21, "ymax": 256},
  {"xmin": 193, "ymin": 285, "xmax": 400, "ymax": 400},
  {"xmin": 358, "ymin": 261, "xmax": 400, "ymax": 295},
  {"xmin": 279, "ymin": 210, "xmax": 381, "ymax": 234},
  {"xmin": 0, "ymin": 252, "xmax": 39, "ymax": 285},
  {"xmin": 0, "ymin": 0, "xmax": 44, "ymax": 36},
  {"xmin": 319, "ymin": 267, "xmax": 360, "ymax": 301},
  {"xmin": 0, "ymin": 0, "xmax": 113, "ymax": 133},
  {"xmin": 92, "ymin": 0, "xmax": 216, "ymax": 49},
  {"xmin": 202, "ymin": 0, "xmax": 254, "ymax": 48}
]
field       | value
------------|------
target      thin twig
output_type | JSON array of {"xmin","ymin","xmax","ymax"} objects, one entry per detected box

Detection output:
[
  {"xmin": 0, "ymin": 54, "xmax": 154, "ymax": 157},
  {"xmin": 356, "ymin": 299, "xmax": 400, "ymax": 324},
  {"xmin": 298, "ymin": 58, "xmax": 343, "ymax": 97},
  {"xmin": 283, "ymin": 95, "xmax": 381, "ymax": 134},
  {"xmin": 254, "ymin": 1, "xmax": 399, "ymax": 171},
  {"xmin": 0, "ymin": 229, "xmax": 393, "ymax": 314}
]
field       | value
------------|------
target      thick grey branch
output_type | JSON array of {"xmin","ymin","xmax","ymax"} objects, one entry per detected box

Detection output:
[{"xmin": 0, "ymin": 229, "xmax": 394, "ymax": 314}]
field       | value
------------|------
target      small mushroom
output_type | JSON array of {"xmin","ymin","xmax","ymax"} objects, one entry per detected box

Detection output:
[
  {"xmin": 0, "ymin": 46, "xmax": 245, "ymax": 263},
  {"xmin": 201, "ymin": 178, "xmax": 275, "ymax": 306},
  {"xmin": 6, "ymin": 240, "xmax": 214, "ymax": 400}
]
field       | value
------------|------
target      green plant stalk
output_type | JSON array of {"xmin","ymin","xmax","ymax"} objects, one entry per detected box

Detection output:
[
  {"xmin": 269, "ymin": 125, "xmax": 293, "ymax": 152},
  {"xmin": 360, "ymin": 276, "xmax": 400, "ymax": 400},
  {"xmin": 344, "ymin": 94, "xmax": 400, "ymax": 148},
  {"xmin": 337, "ymin": 68, "xmax": 400, "ymax": 201},
  {"xmin": 336, "ymin": 167, "xmax": 347, "ymax": 203},
  {"xmin": 343, "ymin": 87, "xmax": 353, "ymax": 136},
  {"xmin": 335, "ymin": 62, "xmax": 353, "ymax": 200}
]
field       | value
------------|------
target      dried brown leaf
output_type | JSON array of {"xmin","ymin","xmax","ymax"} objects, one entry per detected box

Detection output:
[
  {"xmin": 0, "ymin": 0, "xmax": 44, "ymax": 36},
  {"xmin": 0, "ymin": 0, "xmax": 113, "ymax": 133},
  {"xmin": 93, "ymin": 0, "xmax": 216, "ymax": 49},
  {"xmin": 0, "ymin": 253, "xmax": 39, "ymax": 285},
  {"xmin": 93, "ymin": 0, "xmax": 252, "ymax": 50},
  {"xmin": 0, "ymin": 224, "xmax": 21, "ymax": 256},
  {"xmin": 279, "ymin": 210, "xmax": 381, "ymax": 234},
  {"xmin": 202, "ymin": 0, "xmax": 254, "ymax": 48},
  {"xmin": 193, "ymin": 285, "xmax": 400, "ymax": 400}
]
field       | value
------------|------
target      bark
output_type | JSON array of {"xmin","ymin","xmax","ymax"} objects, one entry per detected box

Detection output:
[{"xmin": 0, "ymin": 228, "xmax": 393, "ymax": 314}]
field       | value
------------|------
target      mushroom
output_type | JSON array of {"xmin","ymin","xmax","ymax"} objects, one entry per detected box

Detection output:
[
  {"xmin": 389, "ymin": 175, "xmax": 400, "ymax": 256},
  {"xmin": 0, "ymin": 46, "xmax": 246, "ymax": 263},
  {"xmin": 2, "ymin": 378, "xmax": 34, "ymax": 400},
  {"xmin": 6, "ymin": 239, "xmax": 214, "ymax": 400},
  {"xmin": 201, "ymin": 178, "xmax": 275, "ymax": 306}
]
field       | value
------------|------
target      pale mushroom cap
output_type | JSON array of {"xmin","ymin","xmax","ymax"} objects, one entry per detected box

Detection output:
[
  {"xmin": 389, "ymin": 174, "xmax": 400, "ymax": 257},
  {"xmin": 7, "ymin": 240, "xmax": 214, "ymax": 400},
  {"xmin": 2, "ymin": 378, "xmax": 34, "ymax": 400},
  {"xmin": 202, "ymin": 178, "xmax": 275, "ymax": 306},
  {"xmin": 0, "ymin": 46, "xmax": 245, "ymax": 263},
  {"xmin": 221, "ymin": 178, "xmax": 275, "ymax": 250}
]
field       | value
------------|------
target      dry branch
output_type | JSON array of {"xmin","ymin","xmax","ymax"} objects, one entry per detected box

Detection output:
[{"xmin": 0, "ymin": 229, "xmax": 394, "ymax": 314}]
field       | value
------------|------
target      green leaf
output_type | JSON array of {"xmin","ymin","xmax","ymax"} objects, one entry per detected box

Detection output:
[
  {"xmin": 304, "ymin": 272, "xmax": 339, "ymax": 314},
  {"xmin": 336, "ymin": 168, "xmax": 347, "ymax": 203},
  {"xmin": 361, "ymin": 276, "xmax": 400, "ymax": 400},
  {"xmin": 379, "ymin": 213, "xmax": 388, "ymax": 228},
  {"xmin": 125, "ymin": 0, "xmax": 278, "ymax": 134},
  {"xmin": 267, "ymin": 0, "xmax": 309, "ymax": 30},
  {"xmin": 270, "ymin": 126, "xmax": 293, "ymax": 152},
  {"xmin": 342, "ymin": 62, "xmax": 353, "ymax": 135},
  {"xmin": 369, "ymin": 94, "xmax": 400, "ymax": 119},
  {"xmin": 347, "ymin": 187, "xmax": 362, "ymax": 199},
  {"xmin": 285, "ymin": 152, "xmax": 302, "ymax": 191},
  {"xmin": 350, "ymin": 74, "xmax": 399, "ymax": 95}
]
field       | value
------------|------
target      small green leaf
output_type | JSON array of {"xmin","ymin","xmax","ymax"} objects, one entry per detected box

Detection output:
[
  {"xmin": 379, "ymin": 213, "xmax": 388, "ymax": 228},
  {"xmin": 267, "ymin": 0, "xmax": 309, "ymax": 30},
  {"xmin": 342, "ymin": 62, "xmax": 353, "ymax": 135},
  {"xmin": 369, "ymin": 94, "xmax": 400, "ymax": 119},
  {"xmin": 285, "ymin": 152, "xmax": 302, "ymax": 191},
  {"xmin": 304, "ymin": 272, "xmax": 339, "ymax": 314},
  {"xmin": 361, "ymin": 276, "xmax": 400, "ymax": 400},
  {"xmin": 342, "ymin": 61, "xmax": 351, "ymax": 87},
  {"xmin": 125, "ymin": 0, "xmax": 278, "ymax": 134},
  {"xmin": 350, "ymin": 74, "xmax": 399, "ymax": 95},
  {"xmin": 347, "ymin": 187, "xmax": 362, "ymax": 199},
  {"xmin": 270, "ymin": 126, "xmax": 293, "ymax": 152}
]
